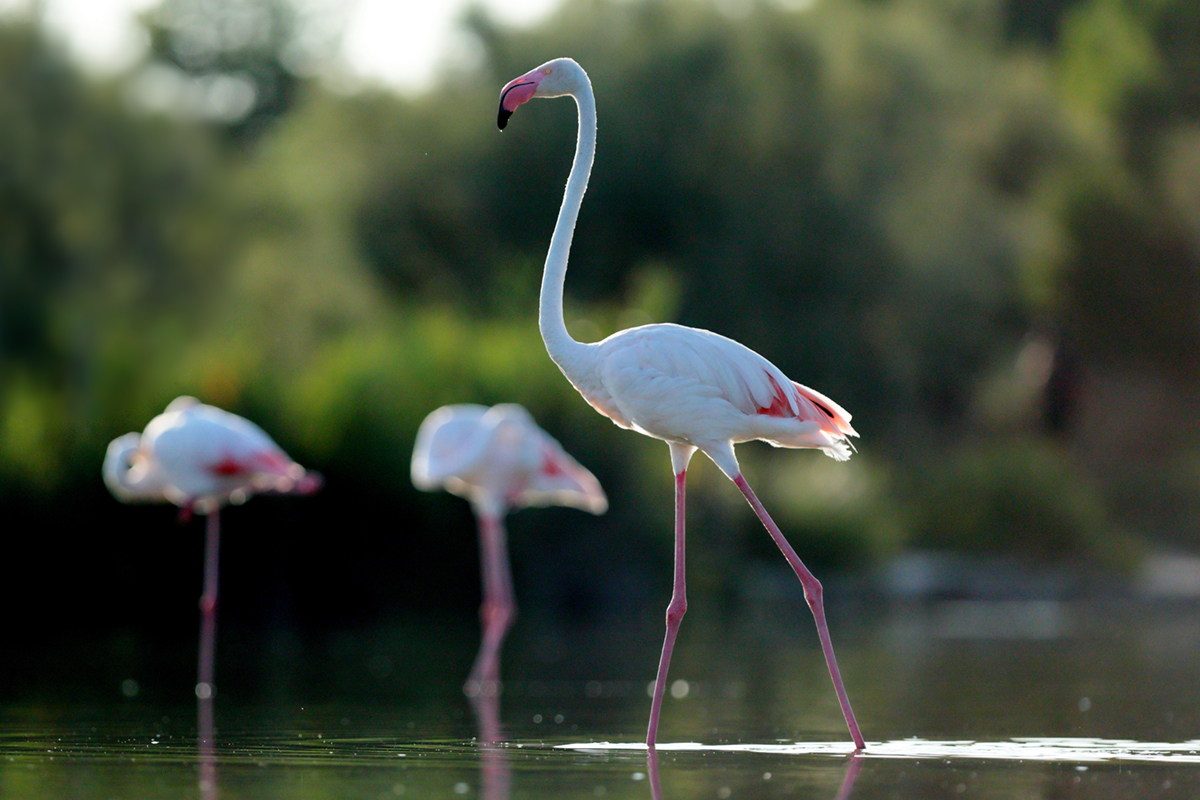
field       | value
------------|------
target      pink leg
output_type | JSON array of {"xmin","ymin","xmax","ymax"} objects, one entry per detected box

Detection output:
[
  {"xmin": 646, "ymin": 468, "xmax": 688, "ymax": 747},
  {"xmin": 471, "ymin": 690, "xmax": 512, "ymax": 799},
  {"xmin": 733, "ymin": 474, "xmax": 866, "ymax": 750},
  {"xmin": 646, "ymin": 746, "xmax": 663, "ymax": 800},
  {"xmin": 197, "ymin": 508, "xmax": 220, "ymax": 752},
  {"xmin": 834, "ymin": 753, "xmax": 863, "ymax": 800},
  {"xmin": 466, "ymin": 512, "xmax": 516, "ymax": 695}
]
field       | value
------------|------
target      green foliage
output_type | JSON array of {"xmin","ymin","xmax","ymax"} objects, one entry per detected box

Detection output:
[
  {"xmin": 1056, "ymin": 185, "xmax": 1200, "ymax": 372},
  {"xmin": 1003, "ymin": 0, "xmax": 1088, "ymax": 44},
  {"xmin": 759, "ymin": 450, "xmax": 907, "ymax": 569},
  {"xmin": 9, "ymin": 0, "xmax": 1200, "ymax": 628},
  {"xmin": 1042, "ymin": 0, "xmax": 1200, "ymax": 378},
  {"xmin": 0, "ymin": 20, "xmax": 240, "ymax": 484},
  {"xmin": 905, "ymin": 440, "xmax": 1137, "ymax": 568},
  {"xmin": 284, "ymin": 311, "xmax": 574, "ymax": 481},
  {"xmin": 139, "ymin": 0, "xmax": 337, "ymax": 142},
  {"xmin": 349, "ymin": 0, "xmax": 1080, "ymax": 439},
  {"xmin": 1060, "ymin": 0, "xmax": 1163, "ymax": 114}
]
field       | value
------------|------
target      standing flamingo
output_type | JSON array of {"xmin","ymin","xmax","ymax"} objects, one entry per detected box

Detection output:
[
  {"xmin": 104, "ymin": 396, "xmax": 320, "ymax": 751},
  {"xmin": 497, "ymin": 58, "xmax": 865, "ymax": 749},
  {"xmin": 412, "ymin": 403, "xmax": 607, "ymax": 695}
]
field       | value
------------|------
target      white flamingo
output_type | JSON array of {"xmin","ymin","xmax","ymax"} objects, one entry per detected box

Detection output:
[
  {"xmin": 104, "ymin": 396, "xmax": 320, "ymax": 745},
  {"xmin": 412, "ymin": 403, "xmax": 607, "ymax": 693},
  {"xmin": 497, "ymin": 58, "xmax": 865, "ymax": 749}
]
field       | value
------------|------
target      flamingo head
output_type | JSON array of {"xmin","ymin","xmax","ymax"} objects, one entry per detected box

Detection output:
[
  {"xmin": 103, "ymin": 432, "xmax": 168, "ymax": 503},
  {"xmin": 497, "ymin": 57, "xmax": 585, "ymax": 129}
]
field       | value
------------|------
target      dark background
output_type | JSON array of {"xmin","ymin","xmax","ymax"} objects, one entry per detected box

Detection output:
[{"xmin": 3, "ymin": 0, "xmax": 1200, "ymax": 703}]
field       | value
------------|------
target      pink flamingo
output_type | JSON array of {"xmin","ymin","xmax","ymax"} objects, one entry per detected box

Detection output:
[
  {"xmin": 498, "ymin": 58, "xmax": 865, "ymax": 749},
  {"xmin": 104, "ymin": 396, "xmax": 320, "ymax": 749},
  {"xmin": 412, "ymin": 403, "xmax": 607, "ymax": 695}
]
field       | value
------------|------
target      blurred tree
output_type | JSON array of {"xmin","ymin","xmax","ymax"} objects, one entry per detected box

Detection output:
[
  {"xmin": 1002, "ymin": 0, "xmax": 1087, "ymax": 44},
  {"xmin": 1050, "ymin": 0, "xmax": 1200, "ymax": 376},
  {"xmin": 8, "ymin": 0, "xmax": 1200, "ymax": 655},
  {"xmin": 138, "ymin": 0, "xmax": 344, "ymax": 144},
  {"xmin": 1036, "ymin": 0, "xmax": 1200, "ymax": 540},
  {"xmin": 0, "ymin": 20, "xmax": 235, "ymax": 479}
]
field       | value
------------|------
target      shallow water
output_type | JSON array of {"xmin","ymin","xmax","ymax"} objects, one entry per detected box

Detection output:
[
  {"xmin": 5, "ymin": 711, "xmax": 1200, "ymax": 799},
  {"xmin": 5, "ymin": 598, "xmax": 1200, "ymax": 798}
]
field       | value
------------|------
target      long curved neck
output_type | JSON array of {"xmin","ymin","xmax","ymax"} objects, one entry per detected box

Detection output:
[{"xmin": 539, "ymin": 80, "xmax": 596, "ymax": 373}]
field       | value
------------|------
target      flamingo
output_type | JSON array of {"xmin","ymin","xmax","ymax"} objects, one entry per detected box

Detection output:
[
  {"xmin": 103, "ymin": 396, "xmax": 320, "ymax": 747},
  {"xmin": 497, "ymin": 58, "xmax": 865, "ymax": 749},
  {"xmin": 411, "ymin": 403, "xmax": 607, "ymax": 694}
]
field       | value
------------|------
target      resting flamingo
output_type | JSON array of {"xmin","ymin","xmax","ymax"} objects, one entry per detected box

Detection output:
[
  {"xmin": 497, "ymin": 58, "xmax": 865, "ymax": 749},
  {"xmin": 103, "ymin": 396, "xmax": 320, "ymax": 746},
  {"xmin": 412, "ymin": 403, "xmax": 607, "ymax": 694}
]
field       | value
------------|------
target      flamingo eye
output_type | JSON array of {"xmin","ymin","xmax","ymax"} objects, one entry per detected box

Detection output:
[{"xmin": 543, "ymin": 67, "xmax": 552, "ymax": 75}]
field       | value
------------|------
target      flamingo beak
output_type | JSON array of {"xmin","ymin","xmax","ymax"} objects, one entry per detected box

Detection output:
[{"xmin": 497, "ymin": 76, "xmax": 539, "ymax": 130}]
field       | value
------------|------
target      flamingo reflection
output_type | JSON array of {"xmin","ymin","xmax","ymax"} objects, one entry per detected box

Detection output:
[
  {"xmin": 471, "ymin": 693, "xmax": 861, "ymax": 800},
  {"xmin": 471, "ymin": 690, "xmax": 512, "ymax": 800},
  {"xmin": 646, "ymin": 746, "xmax": 862, "ymax": 800}
]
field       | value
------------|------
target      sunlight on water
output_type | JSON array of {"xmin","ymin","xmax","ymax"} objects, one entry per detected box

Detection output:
[
  {"xmin": 5, "ymin": 708, "xmax": 1200, "ymax": 799},
  {"xmin": 562, "ymin": 737, "xmax": 1200, "ymax": 763}
]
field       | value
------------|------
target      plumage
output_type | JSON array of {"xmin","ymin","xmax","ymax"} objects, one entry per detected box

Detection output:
[
  {"xmin": 498, "ymin": 57, "xmax": 865, "ymax": 749},
  {"xmin": 412, "ymin": 403, "xmax": 606, "ymax": 692},
  {"xmin": 412, "ymin": 403, "xmax": 607, "ymax": 518},
  {"xmin": 104, "ymin": 432, "xmax": 169, "ymax": 503},
  {"xmin": 104, "ymin": 396, "xmax": 317, "ymax": 514},
  {"xmin": 586, "ymin": 323, "xmax": 856, "ymax": 465}
]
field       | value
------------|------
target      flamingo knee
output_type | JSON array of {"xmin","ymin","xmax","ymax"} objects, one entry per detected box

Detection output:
[
  {"xmin": 665, "ymin": 594, "xmax": 687, "ymax": 628},
  {"xmin": 801, "ymin": 574, "xmax": 823, "ymax": 609},
  {"xmin": 481, "ymin": 599, "xmax": 516, "ymax": 633}
]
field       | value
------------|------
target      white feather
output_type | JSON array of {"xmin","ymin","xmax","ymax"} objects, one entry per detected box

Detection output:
[
  {"xmin": 411, "ymin": 403, "xmax": 607, "ymax": 517},
  {"xmin": 103, "ymin": 397, "xmax": 311, "ymax": 513}
]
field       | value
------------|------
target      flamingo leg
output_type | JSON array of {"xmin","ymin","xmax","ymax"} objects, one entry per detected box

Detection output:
[
  {"xmin": 834, "ymin": 754, "xmax": 864, "ymax": 800},
  {"xmin": 733, "ymin": 474, "xmax": 866, "ymax": 750},
  {"xmin": 467, "ymin": 512, "xmax": 516, "ymax": 695},
  {"xmin": 646, "ymin": 746, "xmax": 663, "ymax": 800},
  {"xmin": 647, "ymin": 459, "xmax": 691, "ymax": 747},
  {"xmin": 197, "ymin": 508, "xmax": 220, "ymax": 752},
  {"xmin": 471, "ymin": 689, "xmax": 511, "ymax": 798}
]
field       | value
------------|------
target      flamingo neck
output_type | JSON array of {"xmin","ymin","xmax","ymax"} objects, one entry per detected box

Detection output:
[{"xmin": 539, "ymin": 79, "xmax": 596, "ymax": 374}]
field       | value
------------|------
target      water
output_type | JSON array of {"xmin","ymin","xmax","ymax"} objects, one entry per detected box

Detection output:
[{"xmin": 4, "ymin": 598, "xmax": 1200, "ymax": 798}]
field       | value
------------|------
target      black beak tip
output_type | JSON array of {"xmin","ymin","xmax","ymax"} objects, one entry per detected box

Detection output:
[{"xmin": 497, "ymin": 108, "xmax": 512, "ymax": 130}]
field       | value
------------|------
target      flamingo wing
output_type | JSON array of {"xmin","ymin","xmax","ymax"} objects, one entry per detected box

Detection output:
[
  {"xmin": 412, "ymin": 403, "xmax": 608, "ymax": 516},
  {"xmin": 594, "ymin": 324, "xmax": 856, "ymax": 457},
  {"xmin": 411, "ymin": 404, "xmax": 493, "ymax": 491},
  {"xmin": 145, "ymin": 398, "xmax": 304, "ymax": 505},
  {"xmin": 510, "ymin": 429, "xmax": 607, "ymax": 514}
]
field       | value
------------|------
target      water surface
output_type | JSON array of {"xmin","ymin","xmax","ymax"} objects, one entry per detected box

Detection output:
[{"xmin": 5, "ymin": 598, "xmax": 1200, "ymax": 798}]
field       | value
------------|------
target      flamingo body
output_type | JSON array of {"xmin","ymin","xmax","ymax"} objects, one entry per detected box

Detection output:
[
  {"xmin": 413, "ymin": 403, "xmax": 607, "ymax": 517},
  {"xmin": 573, "ymin": 323, "xmax": 856, "ymax": 476},
  {"xmin": 104, "ymin": 396, "xmax": 317, "ymax": 514},
  {"xmin": 498, "ymin": 57, "xmax": 865, "ymax": 748},
  {"xmin": 412, "ymin": 403, "xmax": 606, "ymax": 691}
]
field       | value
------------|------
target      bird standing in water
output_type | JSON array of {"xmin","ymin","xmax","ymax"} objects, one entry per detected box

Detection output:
[
  {"xmin": 104, "ymin": 396, "xmax": 320, "ymax": 745},
  {"xmin": 497, "ymin": 58, "xmax": 865, "ymax": 749},
  {"xmin": 412, "ymin": 403, "xmax": 606, "ymax": 694}
]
